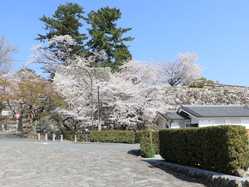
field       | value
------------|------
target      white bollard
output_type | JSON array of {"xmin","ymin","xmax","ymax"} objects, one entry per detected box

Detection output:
[
  {"xmin": 52, "ymin": 133, "xmax": 56, "ymax": 141},
  {"xmin": 74, "ymin": 135, "xmax": 77, "ymax": 143},
  {"xmin": 60, "ymin": 134, "xmax": 63, "ymax": 142},
  {"xmin": 37, "ymin": 133, "xmax": 41, "ymax": 141},
  {"xmin": 1, "ymin": 124, "xmax": 5, "ymax": 131},
  {"xmin": 16, "ymin": 120, "xmax": 18, "ymax": 133},
  {"xmin": 45, "ymin": 133, "xmax": 48, "ymax": 141}
]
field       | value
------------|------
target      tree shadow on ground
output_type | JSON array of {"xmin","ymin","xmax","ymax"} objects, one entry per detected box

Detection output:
[
  {"xmin": 143, "ymin": 159, "xmax": 207, "ymax": 186},
  {"xmin": 127, "ymin": 150, "xmax": 207, "ymax": 186},
  {"xmin": 127, "ymin": 149, "xmax": 141, "ymax": 156}
]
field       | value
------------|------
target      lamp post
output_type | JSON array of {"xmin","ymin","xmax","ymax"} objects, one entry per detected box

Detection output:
[{"xmin": 97, "ymin": 86, "xmax": 101, "ymax": 131}]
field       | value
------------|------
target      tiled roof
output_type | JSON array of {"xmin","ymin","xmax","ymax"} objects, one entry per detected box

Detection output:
[
  {"xmin": 161, "ymin": 111, "xmax": 185, "ymax": 120},
  {"xmin": 181, "ymin": 105, "xmax": 249, "ymax": 117}
]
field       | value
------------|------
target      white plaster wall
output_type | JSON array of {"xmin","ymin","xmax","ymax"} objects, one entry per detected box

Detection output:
[
  {"xmin": 171, "ymin": 121, "xmax": 186, "ymax": 129},
  {"xmin": 197, "ymin": 117, "xmax": 249, "ymax": 129}
]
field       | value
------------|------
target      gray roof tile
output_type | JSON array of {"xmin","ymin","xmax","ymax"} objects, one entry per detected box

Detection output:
[
  {"xmin": 163, "ymin": 111, "xmax": 185, "ymax": 120},
  {"xmin": 181, "ymin": 105, "xmax": 249, "ymax": 117}
]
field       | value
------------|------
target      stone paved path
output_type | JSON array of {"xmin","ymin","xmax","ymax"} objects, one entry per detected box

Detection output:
[{"xmin": 0, "ymin": 139, "xmax": 205, "ymax": 187}]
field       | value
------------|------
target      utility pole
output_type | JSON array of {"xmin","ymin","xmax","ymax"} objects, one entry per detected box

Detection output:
[{"xmin": 97, "ymin": 86, "xmax": 101, "ymax": 131}]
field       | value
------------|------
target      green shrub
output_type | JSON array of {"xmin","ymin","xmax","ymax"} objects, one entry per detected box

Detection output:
[
  {"xmin": 135, "ymin": 131, "xmax": 143, "ymax": 143},
  {"xmin": 62, "ymin": 130, "xmax": 85, "ymax": 142},
  {"xmin": 159, "ymin": 125, "xmax": 249, "ymax": 176},
  {"xmin": 89, "ymin": 130, "xmax": 135, "ymax": 144},
  {"xmin": 140, "ymin": 130, "xmax": 159, "ymax": 158},
  {"xmin": 63, "ymin": 130, "xmax": 74, "ymax": 141},
  {"xmin": 188, "ymin": 77, "xmax": 216, "ymax": 88}
]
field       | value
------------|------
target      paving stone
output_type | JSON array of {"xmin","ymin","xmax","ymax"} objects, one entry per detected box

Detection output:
[{"xmin": 0, "ymin": 139, "xmax": 204, "ymax": 187}]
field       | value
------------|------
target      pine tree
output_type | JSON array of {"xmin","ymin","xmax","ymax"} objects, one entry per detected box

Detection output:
[
  {"xmin": 87, "ymin": 7, "xmax": 134, "ymax": 71},
  {"xmin": 37, "ymin": 2, "xmax": 86, "ymax": 55}
]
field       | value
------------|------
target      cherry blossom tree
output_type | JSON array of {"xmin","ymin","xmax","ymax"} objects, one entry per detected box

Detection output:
[
  {"xmin": 163, "ymin": 53, "xmax": 201, "ymax": 86},
  {"xmin": 53, "ymin": 58, "xmax": 169, "ymax": 130},
  {"xmin": 52, "ymin": 50, "xmax": 202, "ymax": 130},
  {"xmin": 0, "ymin": 69, "xmax": 63, "ymax": 132},
  {"xmin": 53, "ymin": 51, "xmax": 108, "ymax": 130},
  {"xmin": 30, "ymin": 35, "xmax": 78, "ymax": 78}
]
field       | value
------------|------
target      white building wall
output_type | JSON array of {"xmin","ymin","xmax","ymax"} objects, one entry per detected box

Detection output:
[
  {"xmin": 197, "ymin": 117, "xmax": 249, "ymax": 129},
  {"xmin": 171, "ymin": 121, "xmax": 186, "ymax": 129}
]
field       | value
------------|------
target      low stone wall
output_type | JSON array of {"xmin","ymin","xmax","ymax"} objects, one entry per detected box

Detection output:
[{"xmin": 143, "ymin": 158, "xmax": 249, "ymax": 187}]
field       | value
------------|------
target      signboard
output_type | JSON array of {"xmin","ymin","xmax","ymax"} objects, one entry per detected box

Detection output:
[{"xmin": 1, "ymin": 110, "xmax": 10, "ymax": 116}]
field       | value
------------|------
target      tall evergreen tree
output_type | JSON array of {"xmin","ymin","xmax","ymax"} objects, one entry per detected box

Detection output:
[
  {"xmin": 37, "ymin": 3, "xmax": 86, "ymax": 55},
  {"xmin": 87, "ymin": 7, "xmax": 134, "ymax": 71}
]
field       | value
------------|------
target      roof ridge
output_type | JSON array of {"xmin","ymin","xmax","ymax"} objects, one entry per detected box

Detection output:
[
  {"xmin": 181, "ymin": 106, "xmax": 201, "ymax": 117},
  {"xmin": 180, "ymin": 105, "xmax": 249, "ymax": 118},
  {"xmin": 182, "ymin": 104, "xmax": 245, "ymax": 107}
]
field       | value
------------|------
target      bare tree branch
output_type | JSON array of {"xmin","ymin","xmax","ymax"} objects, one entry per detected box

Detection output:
[{"xmin": 0, "ymin": 37, "xmax": 15, "ymax": 74}]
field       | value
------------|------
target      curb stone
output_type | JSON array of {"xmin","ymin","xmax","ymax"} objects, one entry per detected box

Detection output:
[{"xmin": 143, "ymin": 157, "xmax": 249, "ymax": 187}]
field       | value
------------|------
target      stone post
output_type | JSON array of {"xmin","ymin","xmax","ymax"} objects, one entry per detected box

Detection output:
[
  {"xmin": 37, "ymin": 133, "xmax": 41, "ymax": 141},
  {"xmin": 60, "ymin": 134, "xmax": 63, "ymax": 142},
  {"xmin": 45, "ymin": 133, "xmax": 48, "ymax": 141},
  {"xmin": 74, "ymin": 135, "xmax": 77, "ymax": 143},
  {"xmin": 52, "ymin": 133, "xmax": 56, "ymax": 141}
]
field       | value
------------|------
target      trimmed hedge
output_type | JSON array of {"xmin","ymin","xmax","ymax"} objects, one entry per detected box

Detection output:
[
  {"xmin": 89, "ymin": 130, "xmax": 135, "ymax": 144},
  {"xmin": 140, "ymin": 130, "xmax": 159, "ymax": 158},
  {"xmin": 63, "ymin": 130, "xmax": 75, "ymax": 141},
  {"xmin": 159, "ymin": 125, "xmax": 249, "ymax": 176},
  {"xmin": 135, "ymin": 131, "xmax": 143, "ymax": 143},
  {"xmin": 62, "ymin": 130, "xmax": 85, "ymax": 142}
]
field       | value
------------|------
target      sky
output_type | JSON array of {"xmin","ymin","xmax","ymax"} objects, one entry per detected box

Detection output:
[{"xmin": 1, "ymin": 0, "xmax": 249, "ymax": 85}]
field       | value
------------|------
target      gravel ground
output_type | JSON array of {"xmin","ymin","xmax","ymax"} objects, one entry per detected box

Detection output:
[{"xmin": 0, "ymin": 138, "xmax": 205, "ymax": 187}]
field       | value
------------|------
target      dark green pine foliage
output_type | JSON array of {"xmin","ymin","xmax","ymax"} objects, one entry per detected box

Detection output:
[
  {"xmin": 37, "ymin": 3, "xmax": 86, "ymax": 56},
  {"xmin": 87, "ymin": 7, "xmax": 134, "ymax": 71}
]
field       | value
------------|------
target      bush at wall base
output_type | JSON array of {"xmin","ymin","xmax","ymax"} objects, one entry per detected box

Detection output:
[{"xmin": 139, "ymin": 130, "xmax": 159, "ymax": 158}]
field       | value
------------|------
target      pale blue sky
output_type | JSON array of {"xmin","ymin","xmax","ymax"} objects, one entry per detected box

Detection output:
[{"xmin": 1, "ymin": 0, "xmax": 249, "ymax": 85}]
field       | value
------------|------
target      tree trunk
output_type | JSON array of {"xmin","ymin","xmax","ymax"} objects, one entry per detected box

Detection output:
[{"xmin": 17, "ymin": 115, "xmax": 23, "ymax": 132}]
